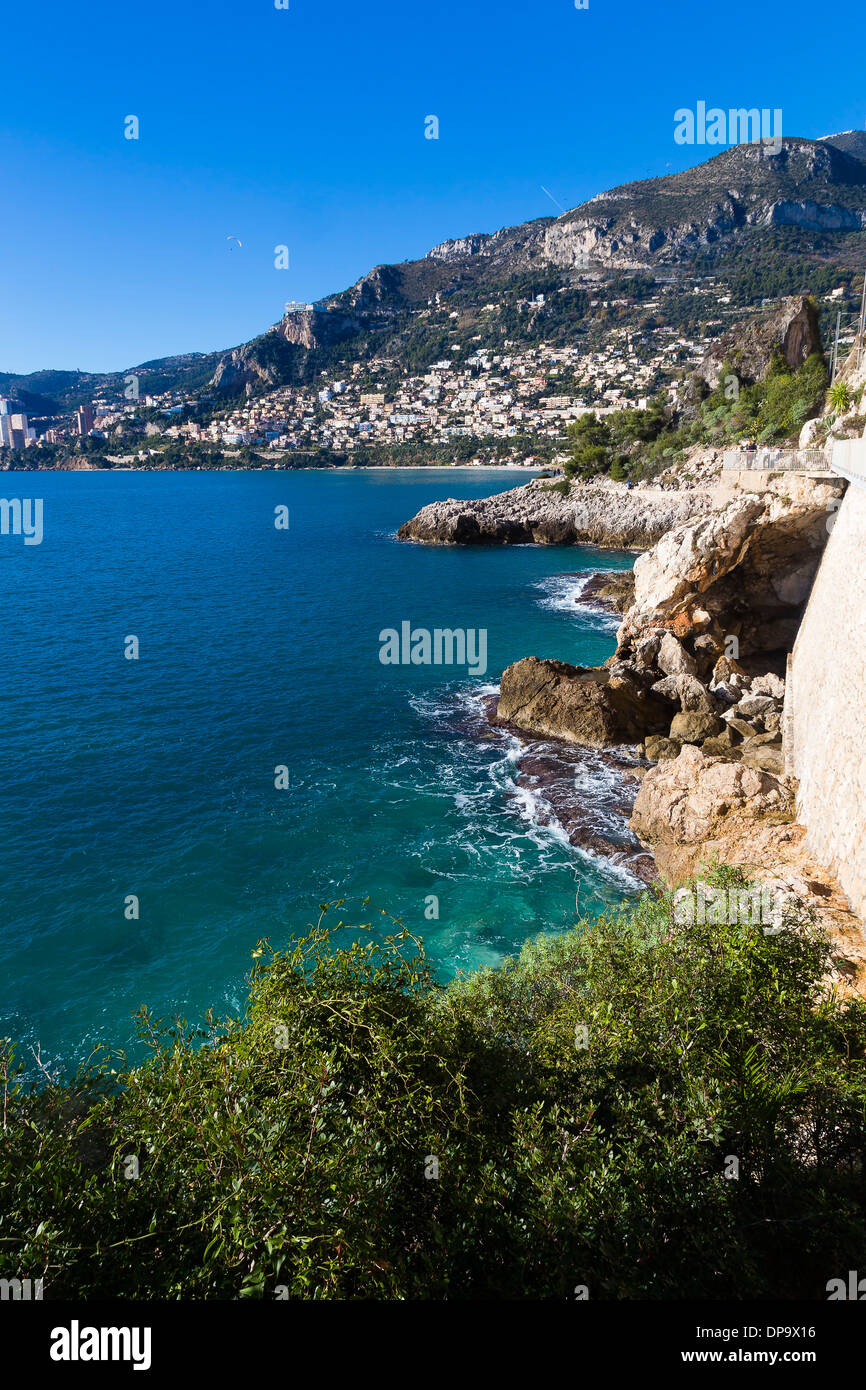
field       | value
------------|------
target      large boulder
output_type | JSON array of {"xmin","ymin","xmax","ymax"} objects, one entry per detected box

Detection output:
[
  {"xmin": 656, "ymin": 631, "xmax": 698, "ymax": 676},
  {"xmin": 621, "ymin": 497, "xmax": 763, "ymax": 627},
  {"xmin": 669, "ymin": 709, "xmax": 722, "ymax": 743},
  {"xmin": 630, "ymin": 744, "xmax": 795, "ymax": 880},
  {"xmin": 496, "ymin": 656, "xmax": 670, "ymax": 747},
  {"xmin": 617, "ymin": 477, "xmax": 845, "ymax": 663},
  {"xmin": 693, "ymin": 294, "xmax": 822, "ymax": 392}
]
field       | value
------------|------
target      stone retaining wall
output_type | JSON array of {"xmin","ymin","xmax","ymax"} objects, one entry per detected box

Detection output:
[{"xmin": 786, "ymin": 484, "xmax": 866, "ymax": 919}]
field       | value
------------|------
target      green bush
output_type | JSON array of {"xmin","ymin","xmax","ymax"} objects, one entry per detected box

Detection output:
[
  {"xmin": 566, "ymin": 405, "xmax": 669, "ymax": 480},
  {"xmin": 1, "ymin": 869, "xmax": 864, "ymax": 1300}
]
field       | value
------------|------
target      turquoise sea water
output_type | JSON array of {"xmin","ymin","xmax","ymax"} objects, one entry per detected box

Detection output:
[{"xmin": 0, "ymin": 468, "xmax": 638, "ymax": 1070}]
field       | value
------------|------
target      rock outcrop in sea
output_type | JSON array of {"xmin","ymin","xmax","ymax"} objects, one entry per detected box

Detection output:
[
  {"xmin": 493, "ymin": 474, "xmax": 843, "ymax": 760},
  {"xmin": 398, "ymin": 477, "xmax": 709, "ymax": 548}
]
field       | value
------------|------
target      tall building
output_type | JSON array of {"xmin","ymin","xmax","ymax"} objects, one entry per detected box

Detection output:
[
  {"xmin": 0, "ymin": 397, "xmax": 35, "ymax": 449},
  {"xmin": 76, "ymin": 404, "xmax": 95, "ymax": 435}
]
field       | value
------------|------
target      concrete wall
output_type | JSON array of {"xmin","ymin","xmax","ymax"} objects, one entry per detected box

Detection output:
[
  {"xmin": 712, "ymin": 468, "xmax": 841, "ymax": 510},
  {"xmin": 786, "ymin": 483, "xmax": 866, "ymax": 918}
]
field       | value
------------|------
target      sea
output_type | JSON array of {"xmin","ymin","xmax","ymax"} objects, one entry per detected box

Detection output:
[{"xmin": 0, "ymin": 467, "xmax": 644, "ymax": 1072}]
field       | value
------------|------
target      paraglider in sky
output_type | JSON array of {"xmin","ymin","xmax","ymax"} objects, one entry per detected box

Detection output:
[{"xmin": 226, "ymin": 235, "xmax": 242, "ymax": 251}]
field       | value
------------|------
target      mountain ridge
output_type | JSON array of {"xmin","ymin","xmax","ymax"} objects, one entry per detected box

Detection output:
[{"xmin": 5, "ymin": 132, "xmax": 865, "ymax": 410}]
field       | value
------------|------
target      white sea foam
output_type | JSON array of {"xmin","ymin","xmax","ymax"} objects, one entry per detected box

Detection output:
[
  {"xmin": 405, "ymin": 676, "xmax": 646, "ymax": 891},
  {"xmin": 534, "ymin": 572, "xmax": 622, "ymax": 629}
]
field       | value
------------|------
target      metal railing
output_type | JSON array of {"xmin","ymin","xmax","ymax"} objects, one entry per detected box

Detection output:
[{"xmin": 721, "ymin": 448, "xmax": 830, "ymax": 472}]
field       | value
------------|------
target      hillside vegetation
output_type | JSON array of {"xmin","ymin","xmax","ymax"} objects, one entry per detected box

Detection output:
[{"xmin": 566, "ymin": 346, "xmax": 830, "ymax": 482}]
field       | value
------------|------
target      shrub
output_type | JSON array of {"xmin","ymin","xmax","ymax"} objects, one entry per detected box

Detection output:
[
  {"xmin": 1, "ymin": 871, "xmax": 864, "ymax": 1300},
  {"xmin": 828, "ymin": 381, "xmax": 852, "ymax": 414}
]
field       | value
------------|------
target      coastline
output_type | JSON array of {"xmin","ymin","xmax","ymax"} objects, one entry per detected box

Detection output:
[
  {"xmin": 456, "ymin": 566, "xmax": 655, "ymax": 891},
  {"xmin": 412, "ymin": 466, "xmax": 866, "ymax": 994}
]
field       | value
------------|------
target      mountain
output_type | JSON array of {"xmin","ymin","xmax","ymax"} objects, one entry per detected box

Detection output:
[
  {"xmin": 820, "ymin": 130, "xmax": 866, "ymax": 163},
  {"xmin": 209, "ymin": 137, "xmax": 866, "ymax": 395},
  {"xmin": 0, "ymin": 353, "xmax": 223, "ymax": 414},
  {"xmin": 545, "ymin": 137, "xmax": 866, "ymax": 265},
  {"xmin": 8, "ymin": 135, "xmax": 866, "ymax": 409}
]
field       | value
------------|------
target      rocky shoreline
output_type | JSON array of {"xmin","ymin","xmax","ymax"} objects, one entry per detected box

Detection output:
[
  {"xmin": 474, "ymin": 574, "xmax": 655, "ymax": 890},
  {"xmin": 398, "ymin": 475, "xmax": 711, "ymax": 548},
  {"xmin": 407, "ymin": 469, "xmax": 866, "ymax": 992},
  {"xmin": 480, "ymin": 692, "xmax": 657, "ymax": 888}
]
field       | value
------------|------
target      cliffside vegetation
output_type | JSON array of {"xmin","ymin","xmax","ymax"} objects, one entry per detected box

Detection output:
[
  {"xmin": 2, "ymin": 865, "xmax": 864, "ymax": 1300},
  {"xmin": 566, "ymin": 349, "xmax": 829, "ymax": 482},
  {"xmin": 689, "ymin": 349, "xmax": 829, "ymax": 446}
]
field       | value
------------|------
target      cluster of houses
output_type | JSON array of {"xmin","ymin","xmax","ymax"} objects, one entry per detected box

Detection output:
[
  {"xmin": 23, "ymin": 275, "xmax": 854, "ymax": 466},
  {"xmin": 143, "ymin": 330, "xmax": 706, "ymax": 459}
]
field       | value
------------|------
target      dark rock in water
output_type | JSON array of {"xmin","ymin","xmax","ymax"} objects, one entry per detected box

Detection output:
[
  {"xmin": 578, "ymin": 571, "xmax": 636, "ymax": 614},
  {"xmin": 496, "ymin": 656, "xmax": 671, "ymax": 748},
  {"xmin": 481, "ymin": 693, "xmax": 658, "ymax": 886},
  {"xmin": 480, "ymin": 695, "xmax": 656, "ymax": 889},
  {"xmin": 516, "ymin": 749, "xmax": 658, "ymax": 886}
]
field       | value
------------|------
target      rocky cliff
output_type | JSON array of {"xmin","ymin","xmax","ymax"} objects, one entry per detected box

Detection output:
[
  {"xmin": 692, "ymin": 294, "xmax": 822, "ymax": 392},
  {"xmin": 492, "ymin": 475, "xmax": 841, "ymax": 762},
  {"xmin": 472, "ymin": 467, "xmax": 864, "ymax": 984},
  {"xmin": 786, "ymin": 483, "xmax": 866, "ymax": 922}
]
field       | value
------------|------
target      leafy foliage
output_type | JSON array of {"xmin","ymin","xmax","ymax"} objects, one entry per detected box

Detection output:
[
  {"xmin": 2, "ymin": 870, "xmax": 865, "ymax": 1300},
  {"xmin": 828, "ymin": 381, "xmax": 852, "ymax": 413},
  {"xmin": 566, "ymin": 402, "xmax": 668, "ymax": 480}
]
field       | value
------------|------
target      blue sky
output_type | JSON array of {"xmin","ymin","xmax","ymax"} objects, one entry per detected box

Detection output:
[{"xmin": 1, "ymin": 0, "xmax": 863, "ymax": 374}]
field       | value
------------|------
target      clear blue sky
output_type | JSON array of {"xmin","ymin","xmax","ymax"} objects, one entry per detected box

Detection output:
[{"xmin": 1, "ymin": 0, "xmax": 863, "ymax": 374}]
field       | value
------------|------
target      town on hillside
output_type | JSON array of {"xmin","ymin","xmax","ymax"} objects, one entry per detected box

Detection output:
[{"xmin": 3, "ymin": 271, "xmax": 859, "ymax": 472}]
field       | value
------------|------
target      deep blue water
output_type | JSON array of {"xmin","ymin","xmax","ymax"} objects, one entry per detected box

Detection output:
[{"xmin": 0, "ymin": 468, "xmax": 637, "ymax": 1070}]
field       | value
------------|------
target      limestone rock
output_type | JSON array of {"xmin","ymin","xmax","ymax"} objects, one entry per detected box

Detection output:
[
  {"xmin": 624, "ymin": 497, "xmax": 762, "ymax": 621},
  {"xmin": 740, "ymin": 741, "xmax": 785, "ymax": 776},
  {"xmin": 669, "ymin": 709, "xmax": 722, "ymax": 743},
  {"xmin": 722, "ymin": 713, "xmax": 760, "ymax": 739},
  {"xmin": 652, "ymin": 672, "xmax": 714, "ymax": 713},
  {"xmin": 631, "ymin": 744, "xmax": 794, "ymax": 852},
  {"xmin": 657, "ymin": 631, "xmax": 698, "ymax": 676},
  {"xmin": 735, "ymin": 694, "xmax": 777, "ymax": 720},
  {"xmin": 701, "ymin": 730, "xmax": 741, "ymax": 758},
  {"xmin": 617, "ymin": 477, "xmax": 844, "ymax": 663},
  {"xmin": 751, "ymin": 673, "xmax": 786, "ymax": 699},
  {"xmin": 799, "ymin": 417, "xmax": 823, "ymax": 449},
  {"xmin": 634, "ymin": 633, "xmax": 662, "ymax": 669},
  {"xmin": 675, "ymin": 675, "xmax": 716, "ymax": 713},
  {"xmin": 710, "ymin": 655, "xmax": 750, "ymax": 691},
  {"xmin": 651, "ymin": 676, "xmax": 680, "ymax": 702},
  {"xmin": 645, "ymin": 735, "xmax": 682, "ymax": 762},
  {"xmin": 496, "ymin": 657, "xmax": 670, "ymax": 747},
  {"xmin": 399, "ymin": 477, "xmax": 709, "ymax": 548}
]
